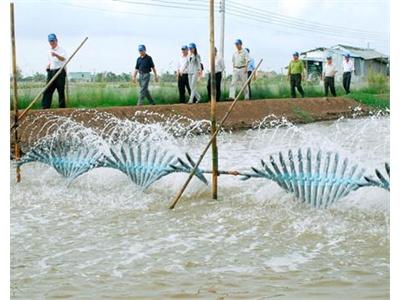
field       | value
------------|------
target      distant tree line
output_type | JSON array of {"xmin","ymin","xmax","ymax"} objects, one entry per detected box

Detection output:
[{"xmin": 11, "ymin": 66, "xmax": 179, "ymax": 83}]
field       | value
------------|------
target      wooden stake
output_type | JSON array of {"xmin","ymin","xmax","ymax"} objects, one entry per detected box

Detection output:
[
  {"xmin": 10, "ymin": 2, "xmax": 21, "ymax": 182},
  {"xmin": 209, "ymin": 0, "xmax": 218, "ymax": 200},
  {"xmin": 169, "ymin": 59, "xmax": 263, "ymax": 209},
  {"xmin": 10, "ymin": 37, "xmax": 89, "ymax": 130}
]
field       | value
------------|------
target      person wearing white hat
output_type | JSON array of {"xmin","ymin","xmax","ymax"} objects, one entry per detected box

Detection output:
[{"xmin": 229, "ymin": 39, "xmax": 250, "ymax": 100}]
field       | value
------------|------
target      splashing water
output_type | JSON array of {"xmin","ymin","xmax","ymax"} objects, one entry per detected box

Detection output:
[{"xmin": 11, "ymin": 112, "xmax": 389, "ymax": 299}]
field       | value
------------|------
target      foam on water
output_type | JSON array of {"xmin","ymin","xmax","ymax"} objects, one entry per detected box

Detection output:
[{"xmin": 11, "ymin": 112, "xmax": 389, "ymax": 299}]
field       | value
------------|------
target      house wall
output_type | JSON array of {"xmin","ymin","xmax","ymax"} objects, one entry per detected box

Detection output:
[{"xmin": 364, "ymin": 60, "xmax": 388, "ymax": 76}]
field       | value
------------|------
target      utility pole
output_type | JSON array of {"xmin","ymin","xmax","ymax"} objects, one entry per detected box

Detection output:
[
  {"xmin": 219, "ymin": 0, "xmax": 225, "ymax": 61},
  {"xmin": 11, "ymin": 2, "xmax": 21, "ymax": 182},
  {"xmin": 210, "ymin": 0, "xmax": 218, "ymax": 200}
]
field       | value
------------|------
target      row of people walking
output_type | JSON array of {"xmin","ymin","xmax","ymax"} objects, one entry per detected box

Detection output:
[
  {"xmin": 41, "ymin": 33, "xmax": 355, "ymax": 108},
  {"xmin": 135, "ymin": 39, "xmax": 255, "ymax": 105},
  {"xmin": 288, "ymin": 51, "xmax": 354, "ymax": 98}
]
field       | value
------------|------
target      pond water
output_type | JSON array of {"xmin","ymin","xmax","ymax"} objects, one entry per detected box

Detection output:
[{"xmin": 11, "ymin": 114, "xmax": 389, "ymax": 299}]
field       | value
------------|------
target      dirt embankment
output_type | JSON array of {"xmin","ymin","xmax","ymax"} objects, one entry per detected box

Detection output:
[{"xmin": 11, "ymin": 97, "xmax": 369, "ymax": 148}]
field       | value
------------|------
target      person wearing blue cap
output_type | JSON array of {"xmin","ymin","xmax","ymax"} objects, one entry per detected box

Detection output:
[
  {"xmin": 287, "ymin": 52, "xmax": 305, "ymax": 98},
  {"xmin": 342, "ymin": 53, "xmax": 354, "ymax": 94},
  {"xmin": 322, "ymin": 56, "xmax": 337, "ymax": 97},
  {"xmin": 187, "ymin": 43, "xmax": 202, "ymax": 103},
  {"xmin": 245, "ymin": 48, "xmax": 256, "ymax": 98},
  {"xmin": 132, "ymin": 44, "xmax": 158, "ymax": 105},
  {"xmin": 42, "ymin": 33, "xmax": 68, "ymax": 109},
  {"xmin": 177, "ymin": 45, "xmax": 191, "ymax": 103},
  {"xmin": 229, "ymin": 39, "xmax": 250, "ymax": 100}
]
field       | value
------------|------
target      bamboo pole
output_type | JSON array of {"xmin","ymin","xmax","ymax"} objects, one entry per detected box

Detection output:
[
  {"xmin": 169, "ymin": 59, "xmax": 263, "ymax": 209},
  {"xmin": 209, "ymin": 0, "xmax": 218, "ymax": 200},
  {"xmin": 10, "ymin": 37, "xmax": 89, "ymax": 131},
  {"xmin": 10, "ymin": 2, "xmax": 21, "ymax": 182}
]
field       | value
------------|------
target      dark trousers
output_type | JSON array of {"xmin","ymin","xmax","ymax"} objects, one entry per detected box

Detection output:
[
  {"xmin": 290, "ymin": 73, "xmax": 305, "ymax": 98},
  {"xmin": 178, "ymin": 73, "xmax": 191, "ymax": 103},
  {"xmin": 324, "ymin": 76, "xmax": 337, "ymax": 97},
  {"xmin": 247, "ymin": 71, "xmax": 252, "ymax": 98},
  {"xmin": 42, "ymin": 68, "xmax": 66, "ymax": 109},
  {"xmin": 207, "ymin": 72, "xmax": 222, "ymax": 102},
  {"xmin": 343, "ymin": 72, "xmax": 352, "ymax": 94}
]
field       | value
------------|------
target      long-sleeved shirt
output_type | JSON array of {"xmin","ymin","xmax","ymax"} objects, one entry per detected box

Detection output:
[
  {"xmin": 343, "ymin": 59, "xmax": 355, "ymax": 73},
  {"xmin": 232, "ymin": 49, "xmax": 249, "ymax": 68},
  {"xmin": 48, "ymin": 46, "xmax": 67, "ymax": 70},
  {"xmin": 177, "ymin": 55, "xmax": 189, "ymax": 74},
  {"xmin": 323, "ymin": 63, "xmax": 337, "ymax": 77},
  {"xmin": 188, "ymin": 54, "xmax": 202, "ymax": 74},
  {"xmin": 288, "ymin": 59, "xmax": 304, "ymax": 75}
]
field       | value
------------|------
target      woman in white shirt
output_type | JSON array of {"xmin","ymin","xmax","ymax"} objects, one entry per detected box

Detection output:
[{"xmin": 187, "ymin": 43, "xmax": 202, "ymax": 104}]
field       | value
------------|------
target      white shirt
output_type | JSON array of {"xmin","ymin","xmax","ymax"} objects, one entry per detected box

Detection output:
[
  {"xmin": 215, "ymin": 55, "xmax": 225, "ymax": 73},
  {"xmin": 178, "ymin": 55, "xmax": 189, "ymax": 74},
  {"xmin": 48, "ymin": 46, "xmax": 67, "ymax": 70},
  {"xmin": 324, "ymin": 63, "xmax": 337, "ymax": 77},
  {"xmin": 343, "ymin": 59, "xmax": 355, "ymax": 73},
  {"xmin": 232, "ymin": 49, "xmax": 249, "ymax": 68}
]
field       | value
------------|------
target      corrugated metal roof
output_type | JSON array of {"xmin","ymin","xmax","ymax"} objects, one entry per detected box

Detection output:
[
  {"xmin": 332, "ymin": 44, "xmax": 388, "ymax": 60},
  {"xmin": 301, "ymin": 44, "xmax": 388, "ymax": 61}
]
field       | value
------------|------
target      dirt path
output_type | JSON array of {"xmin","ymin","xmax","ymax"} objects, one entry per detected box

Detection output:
[{"xmin": 11, "ymin": 97, "xmax": 369, "ymax": 149}]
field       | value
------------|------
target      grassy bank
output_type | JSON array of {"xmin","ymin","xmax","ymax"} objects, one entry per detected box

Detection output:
[{"xmin": 11, "ymin": 76, "xmax": 389, "ymax": 110}]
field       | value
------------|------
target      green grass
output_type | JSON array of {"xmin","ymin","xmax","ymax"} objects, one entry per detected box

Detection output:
[
  {"xmin": 11, "ymin": 77, "xmax": 390, "ymax": 110},
  {"xmin": 292, "ymin": 106, "xmax": 315, "ymax": 123},
  {"xmin": 346, "ymin": 92, "xmax": 389, "ymax": 109}
]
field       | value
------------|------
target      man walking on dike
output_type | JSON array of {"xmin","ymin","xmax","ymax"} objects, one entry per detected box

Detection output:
[
  {"xmin": 187, "ymin": 43, "xmax": 202, "ymax": 104},
  {"xmin": 177, "ymin": 45, "xmax": 191, "ymax": 103},
  {"xmin": 42, "ymin": 33, "xmax": 67, "ymax": 109},
  {"xmin": 322, "ymin": 55, "xmax": 337, "ymax": 97},
  {"xmin": 246, "ymin": 48, "xmax": 256, "ymax": 99},
  {"xmin": 288, "ymin": 52, "xmax": 305, "ymax": 98},
  {"xmin": 132, "ymin": 44, "xmax": 158, "ymax": 105},
  {"xmin": 207, "ymin": 47, "xmax": 225, "ymax": 102},
  {"xmin": 229, "ymin": 39, "xmax": 250, "ymax": 100},
  {"xmin": 342, "ymin": 53, "xmax": 354, "ymax": 94}
]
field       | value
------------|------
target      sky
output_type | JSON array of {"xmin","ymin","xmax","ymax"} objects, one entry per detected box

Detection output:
[{"xmin": 12, "ymin": 0, "xmax": 390, "ymax": 76}]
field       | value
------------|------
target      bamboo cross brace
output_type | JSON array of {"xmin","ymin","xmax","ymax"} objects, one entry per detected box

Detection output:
[
  {"xmin": 10, "ymin": 37, "xmax": 89, "ymax": 131},
  {"xmin": 169, "ymin": 59, "xmax": 263, "ymax": 209}
]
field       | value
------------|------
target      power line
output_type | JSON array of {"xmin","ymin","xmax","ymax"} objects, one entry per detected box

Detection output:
[
  {"xmin": 113, "ymin": 0, "xmax": 387, "ymax": 42},
  {"xmin": 225, "ymin": 6, "xmax": 385, "ymax": 41},
  {"xmin": 229, "ymin": 0, "xmax": 383, "ymax": 36},
  {"xmin": 55, "ymin": 1, "xmax": 205, "ymax": 19}
]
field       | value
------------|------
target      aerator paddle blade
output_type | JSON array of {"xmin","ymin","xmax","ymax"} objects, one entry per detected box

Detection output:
[{"xmin": 241, "ymin": 148, "xmax": 367, "ymax": 208}]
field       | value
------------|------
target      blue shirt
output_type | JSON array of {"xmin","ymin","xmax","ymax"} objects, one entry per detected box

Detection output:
[{"xmin": 248, "ymin": 57, "xmax": 255, "ymax": 72}]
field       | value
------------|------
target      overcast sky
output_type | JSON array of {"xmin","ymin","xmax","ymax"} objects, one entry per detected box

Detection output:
[{"xmin": 13, "ymin": 0, "xmax": 389, "ymax": 75}]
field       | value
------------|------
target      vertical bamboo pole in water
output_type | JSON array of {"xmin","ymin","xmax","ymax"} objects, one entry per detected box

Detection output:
[
  {"xmin": 209, "ymin": 0, "xmax": 218, "ymax": 199},
  {"xmin": 10, "ymin": 2, "xmax": 21, "ymax": 182}
]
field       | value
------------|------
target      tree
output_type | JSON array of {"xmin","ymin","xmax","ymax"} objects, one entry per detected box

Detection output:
[{"xmin": 10, "ymin": 65, "xmax": 23, "ymax": 81}]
